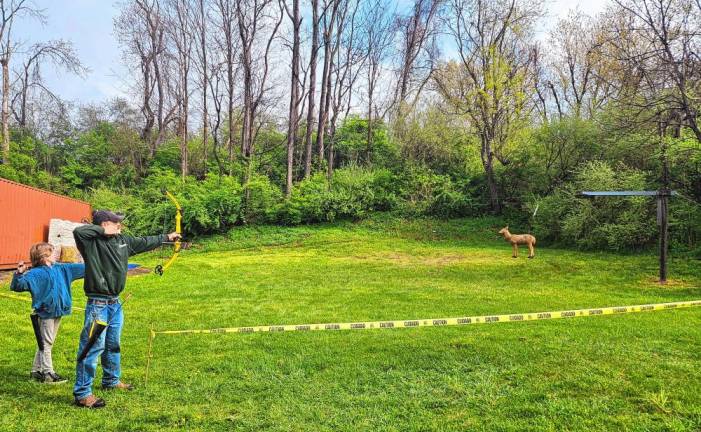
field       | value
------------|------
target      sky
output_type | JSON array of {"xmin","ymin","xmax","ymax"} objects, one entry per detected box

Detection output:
[{"xmin": 15, "ymin": 0, "xmax": 610, "ymax": 106}]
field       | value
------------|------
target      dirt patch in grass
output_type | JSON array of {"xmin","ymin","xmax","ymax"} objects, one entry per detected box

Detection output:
[
  {"xmin": 338, "ymin": 251, "xmax": 496, "ymax": 267},
  {"xmin": 639, "ymin": 276, "xmax": 695, "ymax": 289},
  {"xmin": 128, "ymin": 266, "xmax": 153, "ymax": 276}
]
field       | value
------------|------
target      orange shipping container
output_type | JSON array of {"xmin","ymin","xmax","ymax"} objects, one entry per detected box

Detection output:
[{"xmin": 0, "ymin": 177, "xmax": 92, "ymax": 270}]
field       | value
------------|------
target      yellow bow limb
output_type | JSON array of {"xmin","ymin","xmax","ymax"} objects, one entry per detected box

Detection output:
[{"xmin": 155, "ymin": 191, "xmax": 182, "ymax": 276}]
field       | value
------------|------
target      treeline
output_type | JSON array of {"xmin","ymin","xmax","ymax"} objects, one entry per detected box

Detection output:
[{"xmin": 0, "ymin": 0, "xmax": 699, "ymax": 252}]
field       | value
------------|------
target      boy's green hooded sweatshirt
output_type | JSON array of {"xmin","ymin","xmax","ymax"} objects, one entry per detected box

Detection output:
[{"xmin": 73, "ymin": 225, "xmax": 166, "ymax": 298}]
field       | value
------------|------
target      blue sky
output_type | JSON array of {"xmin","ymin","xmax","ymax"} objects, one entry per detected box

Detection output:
[
  {"xmin": 16, "ymin": 0, "xmax": 126, "ymax": 104},
  {"xmin": 16, "ymin": 0, "xmax": 608, "ymax": 106}
]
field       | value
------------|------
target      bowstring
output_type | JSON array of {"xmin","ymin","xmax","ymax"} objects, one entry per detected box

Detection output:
[{"xmin": 159, "ymin": 201, "xmax": 169, "ymax": 267}]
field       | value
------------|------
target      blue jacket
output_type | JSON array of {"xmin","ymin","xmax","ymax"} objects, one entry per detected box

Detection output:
[{"xmin": 10, "ymin": 263, "xmax": 85, "ymax": 319}]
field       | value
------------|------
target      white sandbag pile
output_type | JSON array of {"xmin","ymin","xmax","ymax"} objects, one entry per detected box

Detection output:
[{"xmin": 48, "ymin": 218, "xmax": 87, "ymax": 263}]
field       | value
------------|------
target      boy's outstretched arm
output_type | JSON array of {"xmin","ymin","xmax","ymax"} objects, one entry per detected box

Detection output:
[
  {"xmin": 125, "ymin": 233, "xmax": 170, "ymax": 256},
  {"xmin": 10, "ymin": 265, "xmax": 31, "ymax": 292},
  {"xmin": 63, "ymin": 263, "xmax": 86, "ymax": 281}
]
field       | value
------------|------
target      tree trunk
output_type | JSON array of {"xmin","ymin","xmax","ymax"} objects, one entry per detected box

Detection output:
[
  {"xmin": 286, "ymin": 0, "xmax": 301, "ymax": 196},
  {"xmin": 367, "ymin": 62, "xmax": 375, "ymax": 165},
  {"xmin": 303, "ymin": 0, "xmax": 319, "ymax": 178},
  {"xmin": 221, "ymin": 0, "xmax": 235, "ymax": 173},
  {"xmin": 17, "ymin": 66, "xmax": 29, "ymax": 129},
  {"xmin": 316, "ymin": 0, "xmax": 338, "ymax": 170},
  {"xmin": 181, "ymin": 89, "xmax": 189, "ymax": 179},
  {"xmin": 327, "ymin": 139, "xmax": 334, "ymax": 179},
  {"xmin": 200, "ymin": 0, "xmax": 208, "ymax": 179},
  {"xmin": 241, "ymin": 48, "xmax": 253, "ymax": 159},
  {"xmin": 481, "ymin": 137, "xmax": 500, "ymax": 213},
  {"xmin": 154, "ymin": 42, "xmax": 166, "ymax": 153},
  {"xmin": 316, "ymin": 45, "xmax": 329, "ymax": 169}
]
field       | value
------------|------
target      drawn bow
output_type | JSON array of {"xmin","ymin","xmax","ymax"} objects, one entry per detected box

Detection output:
[{"xmin": 154, "ymin": 190, "xmax": 182, "ymax": 276}]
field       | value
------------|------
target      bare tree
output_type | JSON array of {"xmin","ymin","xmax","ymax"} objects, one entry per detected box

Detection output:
[
  {"xmin": 315, "ymin": 0, "xmax": 341, "ymax": 171},
  {"xmin": 193, "ymin": 0, "xmax": 210, "ymax": 178},
  {"xmin": 115, "ymin": 0, "xmax": 176, "ymax": 155},
  {"xmin": 0, "ymin": 0, "xmax": 44, "ymax": 163},
  {"xmin": 208, "ymin": 58, "xmax": 227, "ymax": 177},
  {"xmin": 165, "ymin": 0, "xmax": 195, "ymax": 179},
  {"xmin": 214, "ymin": 0, "xmax": 239, "ymax": 168},
  {"xmin": 548, "ymin": 10, "xmax": 612, "ymax": 119},
  {"xmin": 530, "ymin": 43, "xmax": 551, "ymax": 122},
  {"xmin": 603, "ymin": 0, "xmax": 701, "ymax": 142},
  {"xmin": 283, "ymin": 0, "xmax": 301, "ymax": 195},
  {"xmin": 328, "ymin": 0, "xmax": 365, "ymax": 177},
  {"xmin": 362, "ymin": 0, "xmax": 394, "ymax": 165},
  {"xmin": 392, "ymin": 0, "xmax": 442, "ymax": 118},
  {"xmin": 235, "ymin": 0, "xmax": 283, "ymax": 181},
  {"xmin": 303, "ymin": 0, "xmax": 320, "ymax": 178},
  {"xmin": 436, "ymin": 0, "xmax": 542, "ymax": 213},
  {"xmin": 12, "ymin": 40, "xmax": 86, "ymax": 130}
]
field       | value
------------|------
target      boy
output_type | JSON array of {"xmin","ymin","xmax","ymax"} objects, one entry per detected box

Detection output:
[
  {"xmin": 10, "ymin": 243, "xmax": 85, "ymax": 384},
  {"xmin": 72, "ymin": 210, "xmax": 179, "ymax": 409}
]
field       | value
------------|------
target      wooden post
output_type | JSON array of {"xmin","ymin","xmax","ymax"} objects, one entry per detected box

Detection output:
[
  {"xmin": 145, "ymin": 328, "xmax": 155, "ymax": 386},
  {"xmin": 658, "ymin": 190, "xmax": 669, "ymax": 284},
  {"xmin": 659, "ymin": 126, "xmax": 670, "ymax": 285}
]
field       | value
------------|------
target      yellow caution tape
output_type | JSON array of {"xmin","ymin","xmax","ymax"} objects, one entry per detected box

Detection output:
[
  {"xmin": 0, "ymin": 292, "xmax": 85, "ymax": 311},
  {"xmin": 154, "ymin": 299, "xmax": 701, "ymax": 336}
]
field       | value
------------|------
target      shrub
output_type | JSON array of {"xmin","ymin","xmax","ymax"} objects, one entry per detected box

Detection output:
[
  {"xmin": 532, "ymin": 161, "xmax": 656, "ymax": 250},
  {"xmin": 242, "ymin": 174, "xmax": 283, "ymax": 224},
  {"xmin": 282, "ymin": 174, "xmax": 328, "ymax": 224},
  {"xmin": 183, "ymin": 175, "xmax": 243, "ymax": 234},
  {"xmin": 281, "ymin": 167, "xmax": 401, "ymax": 224},
  {"xmin": 396, "ymin": 166, "xmax": 474, "ymax": 218}
]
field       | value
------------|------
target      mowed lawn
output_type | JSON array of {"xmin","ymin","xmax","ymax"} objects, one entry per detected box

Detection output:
[{"xmin": 1, "ymin": 217, "xmax": 700, "ymax": 431}]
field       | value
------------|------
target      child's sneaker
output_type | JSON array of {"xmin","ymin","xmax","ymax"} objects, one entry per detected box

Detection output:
[
  {"xmin": 29, "ymin": 371, "xmax": 44, "ymax": 382},
  {"xmin": 74, "ymin": 395, "xmax": 106, "ymax": 409},
  {"xmin": 42, "ymin": 372, "xmax": 67, "ymax": 384}
]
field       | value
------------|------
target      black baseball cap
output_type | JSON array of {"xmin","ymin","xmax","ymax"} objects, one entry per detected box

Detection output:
[{"xmin": 92, "ymin": 210, "xmax": 126, "ymax": 225}]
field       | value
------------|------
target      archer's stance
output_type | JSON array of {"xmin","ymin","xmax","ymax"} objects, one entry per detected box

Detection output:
[
  {"xmin": 72, "ymin": 210, "xmax": 180, "ymax": 409},
  {"xmin": 498, "ymin": 226, "xmax": 537, "ymax": 259},
  {"xmin": 10, "ymin": 243, "xmax": 85, "ymax": 384}
]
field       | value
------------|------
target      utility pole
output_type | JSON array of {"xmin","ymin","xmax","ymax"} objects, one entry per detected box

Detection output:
[
  {"xmin": 657, "ymin": 189, "xmax": 669, "ymax": 284},
  {"xmin": 657, "ymin": 122, "xmax": 671, "ymax": 284}
]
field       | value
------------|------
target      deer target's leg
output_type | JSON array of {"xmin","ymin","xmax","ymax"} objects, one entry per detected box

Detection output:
[
  {"xmin": 512, "ymin": 243, "xmax": 518, "ymax": 258},
  {"xmin": 528, "ymin": 242, "xmax": 535, "ymax": 258}
]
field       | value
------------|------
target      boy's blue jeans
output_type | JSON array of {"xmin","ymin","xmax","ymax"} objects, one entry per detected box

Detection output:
[{"xmin": 73, "ymin": 299, "xmax": 124, "ymax": 400}]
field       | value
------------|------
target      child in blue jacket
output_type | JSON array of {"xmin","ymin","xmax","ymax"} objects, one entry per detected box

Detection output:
[{"xmin": 10, "ymin": 242, "xmax": 85, "ymax": 384}]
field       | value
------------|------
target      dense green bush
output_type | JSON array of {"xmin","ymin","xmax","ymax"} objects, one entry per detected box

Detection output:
[
  {"xmin": 282, "ymin": 167, "xmax": 401, "ymax": 224},
  {"xmin": 282, "ymin": 173, "xmax": 328, "ymax": 224},
  {"xmin": 334, "ymin": 116, "xmax": 398, "ymax": 168},
  {"xmin": 243, "ymin": 174, "xmax": 283, "ymax": 224},
  {"xmin": 531, "ymin": 161, "xmax": 656, "ymax": 250},
  {"xmin": 396, "ymin": 166, "xmax": 477, "ymax": 218}
]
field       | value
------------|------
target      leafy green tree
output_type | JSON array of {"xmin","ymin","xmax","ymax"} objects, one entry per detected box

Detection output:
[{"xmin": 333, "ymin": 116, "xmax": 396, "ymax": 169}]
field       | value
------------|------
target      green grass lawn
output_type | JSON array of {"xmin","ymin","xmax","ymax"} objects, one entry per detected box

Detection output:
[{"xmin": 1, "ymin": 216, "xmax": 700, "ymax": 431}]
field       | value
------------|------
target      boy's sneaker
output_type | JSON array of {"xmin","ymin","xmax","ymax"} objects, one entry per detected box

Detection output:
[
  {"xmin": 29, "ymin": 371, "xmax": 44, "ymax": 382},
  {"xmin": 74, "ymin": 395, "xmax": 106, "ymax": 409},
  {"xmin": 102, "ymin": 381, "xmax": 134, "ymax": 391},
  {"xmin": 42, "ymin": 372, "xmax": 68, "ymax": 384}
]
